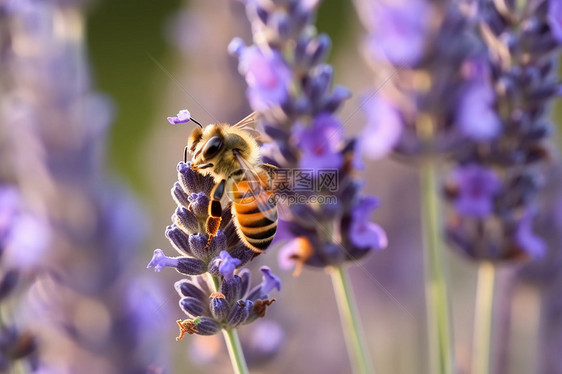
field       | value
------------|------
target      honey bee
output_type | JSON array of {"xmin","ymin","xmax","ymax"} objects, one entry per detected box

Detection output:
[{"xmin": 186, "ymin": 113, "xmax": 278, "ymax": 253}]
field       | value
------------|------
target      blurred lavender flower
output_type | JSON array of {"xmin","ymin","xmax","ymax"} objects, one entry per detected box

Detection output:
[
  {"xmin": 0, "ymin": 2, "xmax": 165, "ymax": 373},
  {"xmin": 352, "ymin": 0, "xmax": 561, "ymax": 373},
  {"xmin": 514, "ymin": 208, "xmax": 547, "ymax": 258},
  {"xmin": 357, "ymin": 0, "xmax": 559, "ymax": 263},
  {"xmin": 349, "ymin": 196, "xmax": 387, "ymax": 250},
  {"xmin": 296, "ymin": 114, "xmax": 344, "ymax": 170},
  {"xmin": 360, "ymin": 96, "xmax": 403, "ymax": 160},
  {"xmin": 231, "ymin": 42, "xmax": 292, "ymax": 112},
  {"xmin": 356, "ymin": 0, "xmax": 482, "ymax": 157},
  {"xmin": 363, "ymin": 0, "xmax": 433, "ymax": 67},
  {"xmin": 518, "ymin": 166, "xmax": 562, "ymax": 373},
  {"xmin": 244, "ymin": 320, "xmax": 284, "ymax": 366},
  {"xmin": 230, "ymin": 0, "xmax": 387, "ymax": 274},
  {"xmin": 445, "ymin": 164, "xmax": 501, "ymax": 219},
  {"xmin": 549, "ymin": 0, "xmax": 562, "ymax": 42},
  {"xmin": 443, "ymin": 0, "xmax": 561, "ymax": 262},
  {"xmin": 149, "ymin": 160, "xmax": 280, "ymax": 338},
  {"xmin": 456, "ymin": 77, "xmax": 502, "ymax": 141}
]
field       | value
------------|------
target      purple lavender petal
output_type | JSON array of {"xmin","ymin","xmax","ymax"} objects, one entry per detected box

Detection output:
[
  {"xmin": 457, "ymin": 82, "xmax": 502, "ymax": 141},
  {"xmin": 350, "ymin": 222, "xmax": 388, "ymax": 250},
  {"xmin": 213, "ymin": 250, "xmax": 242, "ymax": 280},
  {"xmin": 349, "ymin": 196, "xmax": 387, "ymax": 250},
  {"xmin": 361, "ymin": 95, "xmax": 403, "ymax": 159},
  {"xmin": 452, "ymin": 165, "xmax": 501, "ymax": 218},
  {"xmin": 227, "ymin": 37, "xmax": 245, "ymax": 57},
  {"xmin": 4, "ymin": 214, "xmax": 50, "ymax": 270},
  {"xmin": 147, "ymin": 249, "xmax": 179, "ymax": 272},
  {"xmin": 549, "ymin": 0, "xmax": 562, "ymax": 43},
  {"xmin": 363, "ymin": 0, "xmax": 432, "ymax": 67},
  {"xmin": 259, "ymin": 266, "xmax": 281, "ymax": 294},
  {"xmin": 297, "ymin": 114, "xmax": 344, "ymax": 169},
  {"xmin": 236, "ymin": 45, "xmax": 292, "ymax": 111},
  {"xmin": 352, "ymin": 195, "xmax": 380, "ymax": 220},
  {"xmin": 515, "ymin": 208, "xmax": 546, "ymax": 259},
  {"xmin": 167, "ymin": 109, "xmax": 191, "ymax": 125}
]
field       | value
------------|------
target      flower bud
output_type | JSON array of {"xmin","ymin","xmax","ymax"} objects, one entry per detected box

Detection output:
[
  {"xmin": 174, "ymin": 280, "xmax": 206, "ymax": 302},
  {"xmin": 209, "ymin": 292, "xmax": 229, "ymax": 322},
  {"xmin": 166, "ymin": 225, "xmax": 192, "ymax": 256},
  {"xmin": 225, "ymin": 300, "xmax": 249, "ymax": 328},
  {"xmin": 180, "ymin": 297, "xmax": 205, "ymax": 318},
  {"xmin": 176, "ymin": 258, "xmax": 206, "ymax": 275}
]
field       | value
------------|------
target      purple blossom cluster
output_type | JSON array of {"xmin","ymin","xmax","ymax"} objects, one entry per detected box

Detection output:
[
  {"xmin": 444, "ymin": 0, "xmax": 561, "ymax": 261},
  {"xmin": 229, "ymin": 0, "xmax": 387, "ymax": 273},
  {"xmin": 1, "ymin": 2, "xmax": 164, "ymax": 372},
  {"xmin": 148, "ymin": 162, "xmax": 281, "ymax": 337},
  {"xmin": 356, "ymin": 0, "xmax": 483, "ymax": 158},
  {"xmin": 357, "ymin": 0, "xmax": 560, "ymax": 262}
]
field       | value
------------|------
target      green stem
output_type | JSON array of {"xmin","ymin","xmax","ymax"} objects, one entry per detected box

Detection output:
[
  {"xmin": 472, "ymin": 262, "xmax": 495, "ymax": 374},
  {"xmin": 12, "ymin": 360, "xmax": 27, "ymax": 374},
  {"xmin": 211, "ymin": 274, "xmax": 221, "ymax": 292},
  {"xmin": 331, "ymin": 265, "xmax": 375, "ymax": 374},
  {"xmin": 420, "ymin": 159, "xmax": 455, "ymax": 374},
  {"xmin": 222, "ymin": 328, "xmax": 250, "ymax": 374}
]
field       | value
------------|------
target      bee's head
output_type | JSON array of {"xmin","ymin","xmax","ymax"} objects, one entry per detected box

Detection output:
[
  {"xmin": 188, "ymin": 124, "xmax": 224, "ymax": 166},
  {"xmin": 188, "ymin": 123, "xmax": 259, "ymax": 181}
]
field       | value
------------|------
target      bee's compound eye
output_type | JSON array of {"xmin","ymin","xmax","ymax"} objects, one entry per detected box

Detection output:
[{"xmin": 202, "ymin": 136, "xmax": 223, "ymax": 159}]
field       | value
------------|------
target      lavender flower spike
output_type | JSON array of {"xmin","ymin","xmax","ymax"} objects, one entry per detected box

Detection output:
[
  {"xmin": 1, "ymin": 1, "xmax": 165, "ymax": 372},
  {"xmin": 443, "ymin": 0, "xmax": 560, "ymax": 262},
  {"xmin": 151, "ymin": 157, "xmax": 280, "ymax": 345},
  {"xmin": 231, "ymin": 0, "xmax": 387, "ymax": 270},
  {"xmin": 355, "ymin": 1, "xmax": 482, "ymax": 373},
  {"xmin": 231, "ymin": 1, "xmax": 383, "ymax": 373}
]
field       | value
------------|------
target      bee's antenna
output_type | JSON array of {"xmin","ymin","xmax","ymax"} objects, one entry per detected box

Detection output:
[{"xmin": 190, "ymin": 117, "xmax": 203, "ymax": 128}]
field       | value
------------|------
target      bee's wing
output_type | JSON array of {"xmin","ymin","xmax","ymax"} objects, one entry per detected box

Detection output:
[
  {"xmin": 232, "ymin": 112, "xmax": 257, "ymax": 129},
  {"xmin": 232, "ymin": 112, "xmax": 272, "ymax": 144},
  {"xmin": 232, "ymin": 151, "xmax": 277, "ymax": 222}
]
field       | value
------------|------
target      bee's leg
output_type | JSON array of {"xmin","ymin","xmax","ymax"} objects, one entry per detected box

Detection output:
[
  {"xmin": 205, "ymin": 179, "xmax": 226, "ymax": 248},
  {"xmin": 260, "ymin": 163, "xmax": 279, "ymax": 171}
]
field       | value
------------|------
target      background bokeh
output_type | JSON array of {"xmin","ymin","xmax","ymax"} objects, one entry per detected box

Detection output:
[{"xmin": 82, "ymin": 0, "xmax": 561, "ymax": 373}]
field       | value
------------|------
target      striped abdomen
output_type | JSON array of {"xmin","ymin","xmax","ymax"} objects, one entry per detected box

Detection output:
[{"xmin": 230, "ymin": 174, "xmax": 277, "ymax": 252}]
